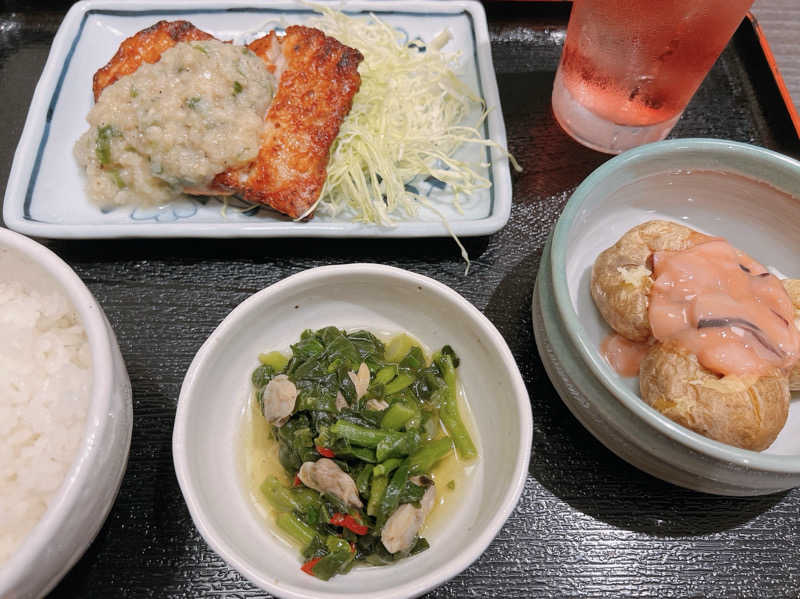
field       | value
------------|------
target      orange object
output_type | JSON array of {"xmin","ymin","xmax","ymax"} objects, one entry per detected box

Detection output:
[
  {"xmin": 746, "ymin": 12, "xmax": 800, "ymax": 137},
  {"xmin": 649, "ymin": 240, "xmax": 800, "ymax": 376},
  {"xmin": 329, "ymin": 513, "xmax": 369, "ymax": 535},
  {"xmin": 601, "ymin": 334, "xmax": 650, "ymax": 377},
  {"xmin": 215, "ymin": 26, "xmax": 363, "ymax": 219},
  {"xmin": 316, "ymin": 446, "xmax": 336, "ymax": 458},
  {"xmin": 300, "ymin": 557, "xmax": 322, "ymax": 576}
]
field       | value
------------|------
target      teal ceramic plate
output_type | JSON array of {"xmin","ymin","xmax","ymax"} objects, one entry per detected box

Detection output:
[{"xmin": 535, "ymin": 138, "xmax": 800, "ymax": 495}]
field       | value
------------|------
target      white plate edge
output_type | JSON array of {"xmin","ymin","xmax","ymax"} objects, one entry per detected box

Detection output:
[{"xmin": 3, "ymin": 0, "xmax": 512, "ymax": 239}]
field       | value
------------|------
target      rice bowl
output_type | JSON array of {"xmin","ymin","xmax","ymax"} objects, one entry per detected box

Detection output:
[
  {"xmin": 0, "ymin": 273, "xmax": 92, "ymax": 564},
  {"xmin": 0, "ymin": 227, "xmax": 132, "ymax": 599}
]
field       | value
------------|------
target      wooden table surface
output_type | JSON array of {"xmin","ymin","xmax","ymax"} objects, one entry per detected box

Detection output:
[{"xmin": 1, "ymin": 1, "xmax": 799, "ymax": 598}]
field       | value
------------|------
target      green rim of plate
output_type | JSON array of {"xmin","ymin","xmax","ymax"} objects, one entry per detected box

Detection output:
[{"xmin": 550, "ymin": 138, "xmax": 800, "ymax": 473}]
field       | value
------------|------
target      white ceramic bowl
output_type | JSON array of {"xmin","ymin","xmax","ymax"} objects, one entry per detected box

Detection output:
[
  {"xmin": 0, "ymin": 227, "xmax": 132, "ymax": 598},
  {"xmin": 533, "ymin": 138, "xmax": 800, "ymax": 496},
  {"xmin": 173, "ymin": 263, "xmax": 532, "ymax": 598}
]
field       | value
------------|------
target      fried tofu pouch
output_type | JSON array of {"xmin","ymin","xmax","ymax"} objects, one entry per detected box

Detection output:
[
  {"xmin": 591, "ymin": 220, "xmax": 797, "ymax": 451},
  {"xmin": 590, "ymin": 220, "xmax": 711, "ymax": 342},
  {"xmin": 785, "ymin": 278, "xmax": 800, "ymax": 391},
  {"xmin": 639, "ymin": 343, "xmax": 789, "ymax": 451}
]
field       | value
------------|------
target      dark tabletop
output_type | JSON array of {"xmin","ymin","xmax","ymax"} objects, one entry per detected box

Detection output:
[{"xmin": 2, "ymin": 2, "xmax": 800, "ymax": 597}]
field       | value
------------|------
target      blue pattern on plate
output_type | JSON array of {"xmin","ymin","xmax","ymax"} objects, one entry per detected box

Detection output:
[
  {"xmin": 6, "ymin": 1, "xmax": 508, "ymax": 239},
  {"xmin": 130, "ymin": 199, "xmax": 198, "ymax": 222}
]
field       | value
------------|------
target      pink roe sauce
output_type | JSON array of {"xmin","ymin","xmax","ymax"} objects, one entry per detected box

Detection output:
[
  {"xmin": 648, "ymin": 239, "xmax": 800, "ymax": 376},
  {"xmin": 601, "ymin": 334, "xmax": 651, "ymax": 377}
]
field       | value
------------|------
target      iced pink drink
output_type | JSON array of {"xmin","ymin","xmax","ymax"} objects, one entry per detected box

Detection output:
[{"xmin": 552, "ymin": 0, "xmax": 754, "ymax": 152}]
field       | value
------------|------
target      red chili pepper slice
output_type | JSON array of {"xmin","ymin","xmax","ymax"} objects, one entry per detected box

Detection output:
[
  {"xmin": 329, "ymin": 512, "xmax": 369, "ymax": 535},
  {"xmin": 293, "ymin": 474, "xmax": 302, "ymax": 488},
  {"xmin": 316, "ymin": 445, "xmax": 335, "ymax": 458},
  {"xmin": 300, "ymin": 557, "xmax": 322, "ymax": 576}
]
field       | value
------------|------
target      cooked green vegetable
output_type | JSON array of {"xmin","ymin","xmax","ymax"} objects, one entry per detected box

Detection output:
[
  {"xmin": 258, "ymin": 350, "xmax": 289, "ymax": 371},
  {"xmin": 261, "ymin": 475, "xmax": 319, "ymax": 513},
  {"xmin": 372, "ymin": 458, "xmax": 403, "ymax": 479},
  {"xmin": 367, "ymin": 474, "xmax": 388, "ymax": 517},
  {"xmin": 108, "ymin": 168, "xmax": 126, "ymax": 189},
  {"xmin": 249, "ymin": 327, "xmax": 477, "ymax": 580},
  {"xmin": 408, "ymin": 437, "xmax": 454, "ymax": 475},
  {"xmin": 310, "ymin": 550, "xmax": 355, "ymax": 580},
  {"xmin": 435, "ymin": 347, "xmax": 478, "ymax": 460},
  {"xmin": 373, "ymin": 365, "xmax": 397, "ymax": 386},
  {"xmin": 375, "ymin": 430, "xmax": 420, "ymax": 462},
  {"xmin": 355, "ymin": 463, "xmax": 373, "ymax": 496},
  {"xmin": 380, "ymin": 402, "xmax": 417, "ymax": 431},
  {"xmin": 383, "ymin": 372, "xmax": 416, "ymax": 395},
  {"xmin": 276, "ymin": 513, "xmax": 316, "ymax": 548},
  {"xmin": 95, "ymin": 125, "xmax": 118, "ymax": 165},
  {"xmin": 330, "ymin": 420, "xmax": 389, "ymax": 448},
  {"xmin": 375, "ymin": 462, "xmax": 410, "ymax": 528}
]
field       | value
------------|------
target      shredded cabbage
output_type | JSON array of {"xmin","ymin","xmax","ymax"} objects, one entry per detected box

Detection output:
[{"xmin": 304, "ymin": 6, "xmax": 519, "ymax": 234}]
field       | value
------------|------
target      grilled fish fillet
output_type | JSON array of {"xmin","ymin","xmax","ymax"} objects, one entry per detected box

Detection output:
[
  {"xmin": 93, "ymin": 21, "xmax": 213, "ymax": 102},
  {"xmin": 91, "ymin": 21, "xmax": 363, "ymax": 219}
]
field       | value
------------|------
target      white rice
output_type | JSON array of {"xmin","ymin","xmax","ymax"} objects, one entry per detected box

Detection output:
[{"xmin": 0, "ymin": 279, "xmax": 91, "ymax": 565}]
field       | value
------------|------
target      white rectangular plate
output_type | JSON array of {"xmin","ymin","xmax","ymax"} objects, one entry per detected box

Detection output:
[{"xmin": 3, "ymin": 0, "xmax": 511, "ymax": 239}]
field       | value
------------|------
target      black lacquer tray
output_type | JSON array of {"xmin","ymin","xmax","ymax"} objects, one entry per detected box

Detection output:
[{"xmin": 1, "ymin": 2, "xmax": 800, "ymax": 597}]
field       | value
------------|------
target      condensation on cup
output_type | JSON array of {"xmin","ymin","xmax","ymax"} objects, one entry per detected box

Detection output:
[{"xmin": 552, "ymin": 0, "xmax": 754, "ymax": 154}]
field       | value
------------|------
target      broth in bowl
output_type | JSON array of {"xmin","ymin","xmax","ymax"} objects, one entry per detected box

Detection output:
[{"xmin": 237, "ymin": 327, "xmax": 479, "ymax": 580}]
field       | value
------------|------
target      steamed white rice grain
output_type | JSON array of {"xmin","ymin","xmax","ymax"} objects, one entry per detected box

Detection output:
[{"xmin": 0, "ymin": 280, "xmax": 91, "ymax": 565}]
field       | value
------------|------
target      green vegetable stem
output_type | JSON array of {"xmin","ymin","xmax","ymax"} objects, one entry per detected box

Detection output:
[
  {"xmin": 375, "ymin": 430, "xmax": 420, "ymax": 462},
  {"xmin": 276, "ymin": 513, "xmax": 316, "ymax": 549},
  {"xmin": 367, "ymin": 475, "xmax": 388, "ymax": 517},
  {"xmin": 408, "ymin": 437, "xmax": 453, "ymax": 475},
  {"xmin": 435, "ymin": 349, "xmax": 477, "ymax": 460},
  {"xmin": 384, "ymin": 372, "xmax": 415, "ymax": 395},
  {"xmin": 376, "ymin": 462, "xmax": 410, "ymax": 529},
  {"xmin": 330, "ymin": 420, "xmax": 388, "ymax": 447},
  {"xmin": 380, "ymin": 402, "xmax": 418, "ymax": 430}
]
